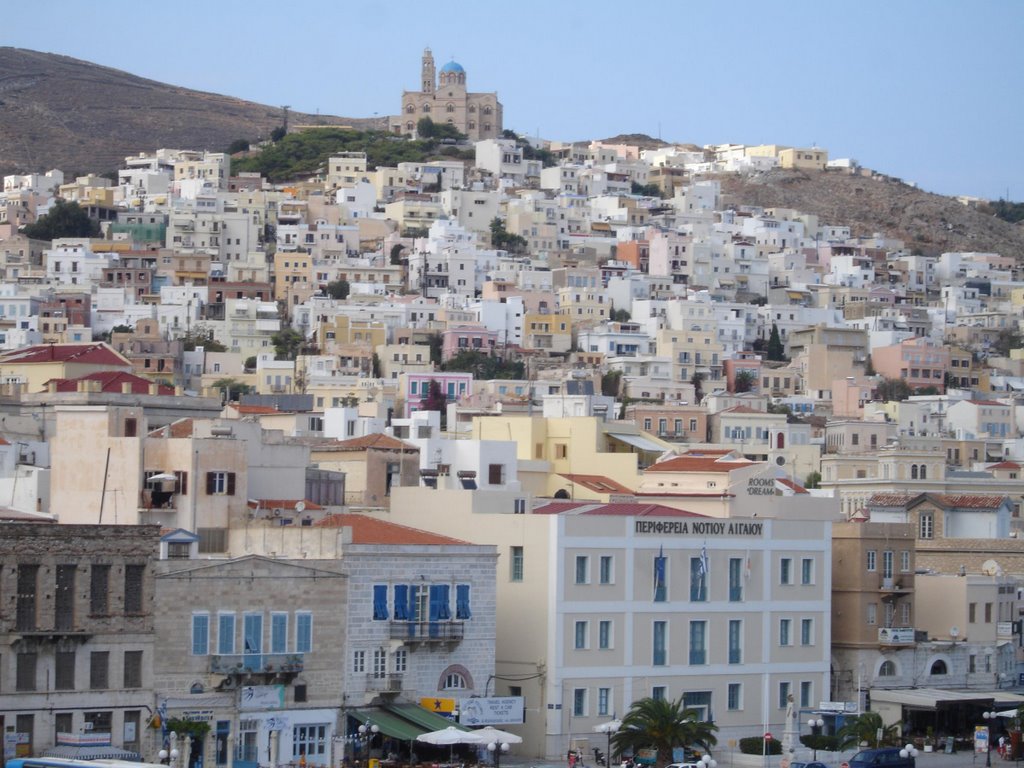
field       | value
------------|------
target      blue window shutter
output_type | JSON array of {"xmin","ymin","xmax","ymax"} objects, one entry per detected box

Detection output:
[
  {"xmin": 393, "ymin": 585, "xmax": 409, "ymax": 620},
  {"xmin": 373, "ymin": 584, "xmax": 389, "ymax": 620},
  {"xmin": 438, "ymin": 584, "xmax": 451, "ymax": 620},
  {"xmin": 428, "ymin": 585, "xmax": 441, "ymax": 621},
  {"xmin": 456, "ymin": 584, "xmax": 471, "ymax": 619}
]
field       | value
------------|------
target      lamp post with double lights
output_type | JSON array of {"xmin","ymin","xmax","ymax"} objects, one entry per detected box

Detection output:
[
  {"xmin": 983, "ymin": 711, "xmax": 1000, "ymax": 768},
  {"xmin": 699, "ymin": 753, "xmax": 717, "ymax": 768},
  {"xmin": 899, "ymin": 744, "xmax": 919, "ymax": 764},
  {"xmin": 159, "ymin": 731, "xmax": 180, "ymax": 768},
  {"xmin": 488, "ymin": 740, "xmax": 509, "ymax": 768},
  {"xmin": 358, "ymin": 722, "xmax": 380, "ymax": 764},
  {"xmin": 596, "ymin": 720, "xmax": 619, "ymax": 767},
  {"xmin": 807, "ymin": 717, "xmax": 824, "ymax": 761}
]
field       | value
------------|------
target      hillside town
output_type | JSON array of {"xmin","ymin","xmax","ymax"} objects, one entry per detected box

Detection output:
[{"xmin": 2, "ymin": 47, "xmax": 1024, "ymax": 768}]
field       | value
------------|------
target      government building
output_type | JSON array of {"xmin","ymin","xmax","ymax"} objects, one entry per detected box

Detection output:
[{"xmin": 390, "ymin": 47, "xmax": 503, "ymax": 141}]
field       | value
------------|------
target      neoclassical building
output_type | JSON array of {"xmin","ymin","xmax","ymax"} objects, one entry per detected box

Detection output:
[{"xmin": 390, "ymin": 47, "xmax": 503, "ymax": 141}]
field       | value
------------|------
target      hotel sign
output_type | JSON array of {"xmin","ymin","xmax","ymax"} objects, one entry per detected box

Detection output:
[{"xmin": 634, "ymin": 520, "xmax": 764, "ymax": 537}]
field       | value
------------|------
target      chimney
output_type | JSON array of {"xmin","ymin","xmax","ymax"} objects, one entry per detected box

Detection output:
[
  {"xmin": 174, "ymin": 386, "xmax": 183, "ymax": 396},
  {"xmin": 48, "ymin": 381, "xmax": 58, "ymax": 394},
  {"xmin": 148, "ymin": 383, "xmax": 158, "ymax": 395}
]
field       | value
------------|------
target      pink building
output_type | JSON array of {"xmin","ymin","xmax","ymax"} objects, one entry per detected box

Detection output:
[
  {"xmin": 723, "ymin": 352, "xmax": 763, "ymax": 393},
  {"xmin": 404, "ymin": 371, "xmax": 474, "ymax": 417},
  {"xmin": 441, "ymin": 324, "xmax": 499, "ymax": 361},
  {"xmin": 870, "ymin": 337, "xmax": 949, "ymax": 393}
]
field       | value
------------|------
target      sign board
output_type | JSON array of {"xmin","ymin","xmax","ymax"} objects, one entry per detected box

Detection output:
[
  {"xmin": 420, "ymin": 697, "xmax": 457, "ymax": 714},
  {"xmin": 241, "ymin": 685, "xmax": 285, "ymax": 711},
  {"xmin": 747, "ymin": 477, "xmax": 780, "ymax": 497},
  {"xmin": 819, "ymin": 701, "xmax": 858, "ymax": 713},
  {"xmin": 180, "ymin": 710, "xmax": 216, "ymax": 723},
  {"xmin": 976, "ymin": 726, "xmax": 990, "ymax": 754},
  {"xmin": 878, "ymin": 627, "xmax": 916, "ymax": 645},
  {"xmin": 4, "ymin": 733, "xmax": 18, "ymax": 760},
  {"xmin": 458, "ymin": 697, "xmax": 525, "ymax": 726},
  {"xmin": 636, "ymin": 749, "xmax": 657, "ymax": 765},
  {"xmin": 263, "ymin": 716, "xmax": 289, "ymax": 732},
  {"xmin": 998, "ymin": 621, "xmax": 1014, "ymax": 637},
  {"xmin": 634, "ymin": 519, "xmax": 764, "ymax": 537},
  {"xmin": 57, "ymin": 732, "xmax": 112, "ymax": 746}
]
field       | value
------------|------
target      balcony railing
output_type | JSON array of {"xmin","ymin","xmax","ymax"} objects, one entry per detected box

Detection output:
[
  {"xmin": 388, "ymin": 621, "xmax": 465, "ymax": 643},
  {"xmin": 209, "ymin": 653, "xmax": 304, "ymax": 675},
  {"xmin": 366, "ymin": 673, "xmax": 404, "ymax": 693}
]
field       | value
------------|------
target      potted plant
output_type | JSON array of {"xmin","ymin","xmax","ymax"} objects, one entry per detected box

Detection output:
[{"xmin": 924, "ymin": 727, "xmax": 934, "ymax": 753}]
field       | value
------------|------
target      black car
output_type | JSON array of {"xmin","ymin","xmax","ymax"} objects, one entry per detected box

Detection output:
[{"xmin": 849, "ymin": 747, "xmax": 916, "ymax": 768}]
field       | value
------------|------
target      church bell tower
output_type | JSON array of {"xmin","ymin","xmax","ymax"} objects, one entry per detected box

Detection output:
[{"xmin": 421, "ymin": 47, "xmax": 436, "ymax": 94}]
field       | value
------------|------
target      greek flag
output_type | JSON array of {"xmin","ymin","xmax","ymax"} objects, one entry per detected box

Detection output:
[
  {"xmin": 654, "ymin": 545, "xmax": 667, "ymax": 602},
  {"xmin": 698, "ymin": 544, "xmax": 709, "ymax": 590}
]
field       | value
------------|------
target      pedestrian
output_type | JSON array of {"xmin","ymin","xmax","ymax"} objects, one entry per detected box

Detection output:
[
  {"xmin": 569, "ymin": 751, "xmax": 577, "ymax": 768},
  {"xmin": 999, "ymin": 735, "xmax": 1006, "ymax": 758}
]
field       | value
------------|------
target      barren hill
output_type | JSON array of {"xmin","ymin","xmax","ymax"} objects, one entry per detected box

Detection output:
[
  {"xmin": 717, "ymin": 169, "xmax": 1024, "ymax": 259},
  {"xmin": 0, "ymin": 48, "xmax": 381, "ymax": 175}
]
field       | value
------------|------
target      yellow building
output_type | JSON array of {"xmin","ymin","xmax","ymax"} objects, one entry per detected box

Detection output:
[
  {"xmin": 0, "ymin": 342, "xmax": 132, "ymax": 392},
  {"xmin": 655, "ymin": 327, "xmax": 725, "ymax": 385},
  {"xmin": 779, "ymin": 147, "xmax": 828, "ymax": 170},
  {"xmin": 522, "ymin": 313, "xmax": 572, "ymax": 354},
  {"xmin": 316, "ymin": 315, "xmax": 387, "ymax": 354},
  {"xmin": 273, "ymin": 252, "xmax": 314, "ymax": 308}
]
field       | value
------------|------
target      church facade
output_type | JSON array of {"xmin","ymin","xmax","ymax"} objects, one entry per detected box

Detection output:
[{"xmin": 390, "ymin": 48, "xmax": 503, "ymax": 142}]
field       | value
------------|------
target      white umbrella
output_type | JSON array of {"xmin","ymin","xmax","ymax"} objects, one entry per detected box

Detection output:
[
  {"xmin": 148, "ymin": 472, "xmax": 178, "ymax": 483},
  {"xmin": 416, "ymin": 726, "xmax": 487, "ymax": 764},
  {"xmin": 472, "ymin": 727, "xmax": 523, "ymax": 745}
]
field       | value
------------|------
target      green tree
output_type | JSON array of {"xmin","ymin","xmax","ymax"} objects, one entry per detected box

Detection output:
[
  {"xmin": 390, "ymin": 244, "xmax": 406, "ymax": 265},
  {"xmin": 110, "ymin": 324, "xmax": 134, "ymax": 335},
  {"xmin": 612, "ymin": 696, "xmax": 718, "ymax": 768},
  {"xmin": 270, "ymin": 125, "xmax": 287, "ymax": 142},
  {"xmin": 181, "ymin": 326, "xmax": 226, "ymax": 352},
  {"xmin": 992, "ymin": 328, "xmax": 1024, "ymax": 357},
  {"xmin": 601, "ymin": 370, "xmax": 623, "ymax": 397},
  {"xmin": 805, "ymin": 470, "xmax": 822, "ymax": 489},
  {"xmin": 271, "ymin": 327, "xmax": 305, "ymax": 360},
  {"xmin": 417, "ymin": 117, "xmax": 437, "ymax": 138},
  {"xmin": 837, "ymin": 711, "xmax": 900, "ymax": 750},
  {"xmin": 226, "ymin": 138, "xmax": 251, "ymax": 154},
  {"xmin": 326, "ymin": 279, "xmax": 350, "ymax": 300},
  {"xmin": 766, "ymin": 323, "xmax": 787, "ymax": 362},
  {"xmin": 244, "ymin": 356, "xmax": 257, "ymax": 371},
  {"xmin": 875, "ymin": 377, "xmax": 912, "ymax": 402},
  {"xmin": 733, "ymin": 370, "xmax": 756, "ymax": 393},
  {"xmin": 631, "ymin": 181, "xmax": 664, "ymax": 198},
  {"xmin": 212, "ymin": 378, "xmax": 254, "ymax": 402},
  {"xmin": 691, "ymin": 372, "xmax": 705, "ymax": 403},
  {"xmin": 610, "ymin": 308, "xmax": 632, "ymax": 322},
  {"xmin": 489, "ymin": 217, "xmax": 528, "ymax": 253},
  {"xmin": 442, "ymin": 350, "xmax": 524, "ymax": 380},
  {"xmin": 21, "ymin": 199, "xmax": 100, "ymax": 240}
]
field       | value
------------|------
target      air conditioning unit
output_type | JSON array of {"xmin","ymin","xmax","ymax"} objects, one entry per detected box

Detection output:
[{"xmin": 83, "ymin": 723, "xmax": 94, "ymax": 731}]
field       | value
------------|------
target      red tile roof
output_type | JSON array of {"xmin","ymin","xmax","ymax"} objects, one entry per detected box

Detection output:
[
  {"xmin": 558, "ymin": 473, "xmax": 634, "ymax": 494},
  {"xmin": 46, "ymin": 370, "xmax": 175, "ymax": 395},
  {"xmin": 334, "ymin": 433, "xmax": 417, "ymax": 452},
  {"xmin": 646, "ymin": 454, "xmax": 754, "ymax": 473},
  {"xmin": 313, "ymin": 513, "xmax": 468, "ymax": 545},
  {"xmin": 228, "ymin": 404, "xmax": 281, "ymax": 415},
  {"xmin": 532, "ymin": 501, "xmax": 706, "ymax": 517},
  {"xmin": 967, "ymin": 400, "xmax": 1008, "ymax": 407},
  {"xmin": 866, "ymin": 493, "xmax": 914, "ymax": 507},
  {"xmin": 722, "ymin": 405, "xmax": 765, "ymax": 414},
  {"xmin": 776, "ymin": 478, "xmax": 810, "ymax": 494},
  {"xmin": 928, "ymin": 494, "xmax": 1008, "ymax": 510},
  {"xmin": 0, "ymin": 343, "xmax": 129, "ymax": 366},
  {"xmin": 988, "ymin": 461, "xmax": 1022, "ymax": 470}
]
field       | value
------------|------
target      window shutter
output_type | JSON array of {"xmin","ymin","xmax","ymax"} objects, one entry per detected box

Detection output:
[
  {"xmin": 205, "ymin": 472, "xmax": 215, "ymax": 495},
  {"xmin": 372, "ymin": 585, "xmax": 389, "ymax": 620},
  {"xmin": 456, "ymin": 584, "xmax": 471, "ymax": 619},
  {"xmin": 393, "ymin": 585, "xmax": 409, "ymax": 621},
  {"xmin": 176, "ymin": 471, "xmax": 188, "ymax": 495},
  {"xmin": 227, "ymin": 473, "xmax": 236, "ymax": 496}
]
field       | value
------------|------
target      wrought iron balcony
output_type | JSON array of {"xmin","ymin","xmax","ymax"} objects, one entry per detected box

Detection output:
[
  {"xmin": 388, "ymin": 621, "xmax": 464, "ymax": 644},
  {"xmin": 366, "ymin": 673, "xmax": 404, "ymax": 693},
  {"xmin": 209, "ymin": 653, "xmax": 304, "ymax": 675}
]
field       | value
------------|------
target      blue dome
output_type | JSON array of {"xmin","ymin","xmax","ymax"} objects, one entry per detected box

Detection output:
[{"xmin": 440, "ymin": 60, "xmax": 464, "ymax": 74}]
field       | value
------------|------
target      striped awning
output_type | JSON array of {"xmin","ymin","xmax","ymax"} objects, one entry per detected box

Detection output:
[{"xmin": 41, "ymin": 745, "xmax": 142, "ymax": 761}]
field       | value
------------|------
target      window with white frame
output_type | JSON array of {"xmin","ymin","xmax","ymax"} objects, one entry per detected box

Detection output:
[
  {"xmin": 394, "ymin": 649, "xmax": 407, "ymax": 673},
  {"xmin": 727, "ymin": 683, "xmax": 742, "ymax": 710},
  {"xmin": 801, "ymin": 618, "xmax": 813, "ymax": 646},
  {"xmin": 778, "ymin": 681, "xmax": 790, "ymax": 709},
  {"xmin": 598, "ymin": 687, "xmax": 611, "ymax": 716},
  {"xmin": 599, "ymin": 620, "xmax": 612, "ymax": 649},
  {"xmin": 192, "ymin": 613, "xmax": 209, "ymax": 656},
  {"xmin": 444, "ymin": 672, "xmax": 467, "ymax": 690},
  {"xmin": 575, "ymin": 555, "xmax": 589, "ymax": 584},
  {"xmin": 271, "ymin": 613, "xmax": 288, "ymax": 654},
  {"xmin": 217, "ymin": 613, "xmax": 235, "ymax": 655},
  {"xmin": 573, "ymin": 688, "xmax": 587, "ymax": 716},
  {"xmin": 599, "ymin": 555, "xmax": 613, "ymax": 584},
  {"xmin": 867, "ymin": 603, "xmax": 877, "ymax": 625},
  {"xmin": 293, "ymin": 724, "xmax": 328, "ymax": 760},
  {"xmin": 779, "ymin": 618, "xmax": 792, "ymax": 646},
  {"xmin": 353, "ymin": 650, "xmax": 365, "ymax": 673},
  {"xmin": 801, "ymin": 558, "xmax": 813, "ymax": 585},
  {"xmin": 574, "ymin": 621, "xmax": 588, "ymax": 650},
  {"xmin": 296, "ymin": 612, "xmax": 312, "ymax": 653},
  {"xmin": 866, "ymin": 550, "xmax": 877, "ymax": 571},
  {"xmin": 900, "ymin": 550, "xmax": 910, "ymax": 573},
  {"xmin": 372, "ymin": 649, "xmax": 387, "ymax": 679},
  {"xmin": 780, "ymin": 558, "xmax": 793, "ymax": 585}
]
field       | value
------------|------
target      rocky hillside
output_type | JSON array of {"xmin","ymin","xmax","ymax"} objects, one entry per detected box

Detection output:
[
  {"xmin": 0, "ymin": 48, "xmax": 381, "ymax": 175},
  {"xmin": 718, "ymin": 168, "xmax": 1024, "ymax": 259}
]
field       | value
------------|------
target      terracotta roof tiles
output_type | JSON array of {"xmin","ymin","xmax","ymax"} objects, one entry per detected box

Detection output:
[
  {"xmin": 532, "ymin": 501, "xmax": 706, "ymax": 517},
  {"xmin": 313, "ymin": 513, "xmax": 468, "ymax": 545},
  {"xmin": 334, "ymin": 433, "xmax": 417, "ymax": 451}
]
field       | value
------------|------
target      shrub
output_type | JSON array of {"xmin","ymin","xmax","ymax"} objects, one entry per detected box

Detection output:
[
  {"xmin": 739, "ymin": 737, "xmax": 782, "ymax": 755},
  {"xmin": 800, "ymin": 734, "xmax": 840, "ymax": 752}
]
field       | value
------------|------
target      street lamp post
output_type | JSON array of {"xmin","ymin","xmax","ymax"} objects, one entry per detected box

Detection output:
[
  {"xmin": 597, "ymin": 720, "xmax": 619, "ymax": 766},
  {"xmin": 159, "ymin": 731, "xmax": 181, "ymax": 768},
  {"xmin": 899, "ymin": 744, "xmax": 919, "ymax": 764},
  {"xmin": 807, "ymin": 718, "xmax": 824, "ymax": 761},
  {"xmin": 700, "ymin": 753, "xmax": 717, "ymax": 768},
  {"xmin": 984, "ymin": 711, "xmax": 1000, "ymax": 768},
  {"xmin": 487, "ymin": 741, "xmax": 509, "ymax": 768},
  {"xmin": 357, "ymin": 722, "xmax": 379, "ymax": 764}
]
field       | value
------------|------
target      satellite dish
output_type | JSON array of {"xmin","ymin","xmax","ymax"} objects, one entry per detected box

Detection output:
[
  {"xmin": 982, "ymin": 559, "xmax": 1002, "ymax": 576},
  {"xmin": 295, "ymin": 501, "xmax": 306, "ymax": 513},
  {"xmin": 950, "ymin": 626, "xmax": 960, "ymax": 639}
]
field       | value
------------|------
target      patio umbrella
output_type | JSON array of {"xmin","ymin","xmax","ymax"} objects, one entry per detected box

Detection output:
[
  {"xmin": 416, "ymin": 726, "xmax": 488, "ymax": 763},
  {"xmin": 472, "ymin": 727, "xmax": 523, "ymax": 745}
]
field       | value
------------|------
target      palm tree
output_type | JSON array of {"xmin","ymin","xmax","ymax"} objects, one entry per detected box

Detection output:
[
  {"xmin": 837, "ymin": 711, "xmax": 901, "ymax": 750},
  {"xmin": 612, "ymin": 696, "xmax": 718, "ymax": 768}
]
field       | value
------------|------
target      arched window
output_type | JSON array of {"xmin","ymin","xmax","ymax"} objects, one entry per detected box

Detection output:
[
  {"xmin": 920, "ymin": 465, "xmax": 927, "ymax": 479},
  {"xmin": 483, "ymin": 105, "xmax": 493, "ymax": 115},
  {"xmin": 446, "ymin": 119, "xmax": 454, "ymax": 125},
  {"xmin": 878, "ymin": 660, "xmax": 896, "ymax": 677},
  {"xmin": 469, "ymin": 105, "xmax": 477, "ymax": 113},
  {"xmin": 406, "ymin": 122, "xmax": 414, "ymax": 131},
  {"xmin": 468, "ymin": 121, "xmax": 476, "ymax": 130},
  {"xmin": 437, "ymin": 663, "xmax": 474, "ymax": 691},
  {"xmin": 446, "ymin": 103, "xmax": 455, "ymax": 113},
  {"xmin": 911, "ymin": 465, "xmax": 919, "ymax": 480},
  {"xmin": 444, "ymin": 672, "xmax": 467, "ymax": 689},
  {"xmin": 930, "ymin": 659, "xmax": 947, "ymax": 675},
  {"xmin": 405, "ymin": 104, "xmax": 415, "ymax": 114},
  {"xmin": 422, "ymin": 104, "xmax": 431, "ymax": 114}
]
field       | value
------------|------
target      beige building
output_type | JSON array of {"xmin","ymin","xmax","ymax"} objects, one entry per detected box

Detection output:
[{"xmin": 390, "ymin": 48, "xmax": 502, "ymax": 141}]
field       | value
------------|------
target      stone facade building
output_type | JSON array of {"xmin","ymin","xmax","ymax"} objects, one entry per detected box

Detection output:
[{"xmin": 390, "ymin": 48, "xmax": 503, "ymax": 141}]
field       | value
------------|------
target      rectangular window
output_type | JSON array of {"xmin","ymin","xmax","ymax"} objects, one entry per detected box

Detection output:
[
  {"xmin": 729, "ymin": 557, "xmax": 743, "ymax": 602},
  {"xmin": 124, "ymin": 650, "xmax": 143, "ymax": 689},
  {"xmin": 488, "ymin": 463, "xmax": 505, "ymax": 485},
  {"xmin": 919, "ymin": 513, "xmax": 934, "ymax": 539},
  {"xmin": 866, "ymin": 550, "xmax": 877, "ymax": 572},
  {"xmin": 652, "ymin": 686, "xmax": 667, "ymax": 701},
  {"xmin": 205, "ymin": 471, "xmax": 237, "ymax": 495},
  {"xmin": 90, "ymin": 650, "xmax": 109, "ymax": 689},
  {"xmin": 780, "ymin": 558, "xmax": 793, "ymax": 585},
  {"xmin": 599, "ymin": 555, "xmax": 613, "ymax": 584},
  {"xmin": 900, "ymin": 550, "xmax": 910, "ymax": 573},
  {"xmin": 353, "ymin": 650, "xmax": 365, "ymax": 673},
  {"xmin": 16, "ymin": 652, "xmax": 37, "ymax": 691},
  {"xmin": 653, "ymin": 620, "xmax": 667, "ymax": 666},
  {"xmin": 244, "ymin": 614, "xmax": 263, "ymax": 654},
  {"xmin": 690, "ymin": 556, "xmax": 707, "ymax": 602},
  {"xmin": 91, "ymin": 564, "xmax": 110, "ymax": 615},
  {"xmin": 293, "ymin": 724, "xmax": 329, "ymax": 760},
  {"xmin": 573, "ymin": 688, "xmax": 587, "ymax": 717},
  {"xmin": 55, "ymin": 650, "xmax": 75, "ymax": 690},
  {"xmin": 598, "ymin": 687, "xmax": 611, "ymax": 716},
  {"xmin": 575, "ymin": 555, "xmax": 589, "ymax": 584},
  {"xmin": 271, "ymin": 613, "xmax": 288, "ymax": 653},
  {"xmin": 780, "ymin": 618, "xmax": 792, "ymax": 646},
  {"xmin": 394, "ymin": 648, "xmax": 408, "ymax": 673},
  {"xmin": 599, "ymin": 620, "xmax": 612, "ymax": 649},
  {"xmin": 124, "ymin": 564, "xmax": 145, "ymax": 614},
  {"xmin": 218, "ymin": 613, "xmax": 236, "ymax": 655},
  {"xmin": 867, "ymin": 603, "xmax": 877, "ymax": 625},
  {"xmin": 16, "ymin": 564, "xmax": 38, "ymax": 631},
  {"xmin": 192, "ymin": 613, "xmax": 210, "ymax": 655},
  {"xmin": 456, "ymin": 584, "xmax": 472, "ymax": 619},
  {"xmin": 801, "ymin": 558, "xmax": 813, "ymax": 585},
  {"xmin": 882, "ymin": 550, "xmax": 894, "ymax": 579},
  {"xmin": 296, "ymin": 612, "xmax": 313, "ymax": 653},
  {"xmin": 728, "ymin": 683, "xmax": 742, "ymax": 711},
  {"xmin": 801, "ymin": 619, "xmax": 813, "ymax": 646},
  {"xmin": 654, "ymin": 551, "xmax": 667, "ymax": 602},
  {"xmin": 690, "ymin": 620, "xmax": 707, "ymax": 665},
  {"xmin": 575, "ymin": 620, "xmax": 588, "ymax": 650},
  {"xmin": 728, "ymin": 619, "xmax": 742, "ymax": 664},
  {"xmin": 510, "ymin": 546, "xmax": 524, "ymax": 582},
  {"xmin": 55, "ymin": 564, "xmax": 76, "ymax": 631},
  {"xmin": 779, "ymin": 681, "xmax": 791, "ymax": 709},
  {"xmin": 800, "ymin": 681, "xmax": 812, "ymax": 708},
  {"xmin": 969, "ymin": 603, "xmax": 977, "ymax": 622},
  {"xmin": 373, "ymin": 648, "xmax": 386, "ymax": 678}
]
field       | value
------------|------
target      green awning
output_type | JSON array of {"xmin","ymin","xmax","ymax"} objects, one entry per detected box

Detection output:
[
  {"xmin": 386, "ymin": 703, "xmax": 469, "ymax": 732},
  {"xmin": 350, "ymin": 708, "xmax": 425, "ymax": 742}
]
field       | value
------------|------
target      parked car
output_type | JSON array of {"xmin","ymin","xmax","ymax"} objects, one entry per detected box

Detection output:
[{"xmin": 849, "ymin": 747, "xmax": 916, "ymax": 768}]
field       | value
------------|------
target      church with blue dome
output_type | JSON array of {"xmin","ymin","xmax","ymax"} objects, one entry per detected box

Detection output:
[{"xmin": 389, "ymin": 47, "xmax": 503, "ymax": 141}]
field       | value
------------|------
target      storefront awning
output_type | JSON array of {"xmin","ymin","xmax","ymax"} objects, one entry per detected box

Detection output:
[
  {"xmin": 385, "ymin": 703, "xmax": 469, "ymax": 732},
  {"xmin": 41, "ymin": 745, "xmax": 142, "ymax": 761},
  {"xmin": 607, "ymin": 432, "xmax": 665, "ymax": 453},
  {"xmin": 350, "ymin": 708, "xmax": 424, "ymax": 742},
  {"xmin": 870, "ymin": 688, "xmax": 995, "ymax": 710}
]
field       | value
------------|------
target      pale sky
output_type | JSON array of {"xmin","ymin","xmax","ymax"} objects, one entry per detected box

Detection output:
[{"xmin": 4, "ymin": 0, "xmax": 1023, "ymax": 200}]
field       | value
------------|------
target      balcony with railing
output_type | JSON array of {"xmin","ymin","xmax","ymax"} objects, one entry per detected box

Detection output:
[
  {"xmin": 209, "ymin": 653, "xmax": 304, "ymax": 676},
  {"xmin": 366, "ymin": 673, "xmax": 404, "ymax": 693},
  {"xmin": 388, "ymin": 621, "xmax": 464, "ymax": 645}
]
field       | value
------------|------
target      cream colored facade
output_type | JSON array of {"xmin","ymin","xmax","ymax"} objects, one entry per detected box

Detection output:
[{"xmin": 381, "ymin": 489, "xmax": 832, "ymax": 757}]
